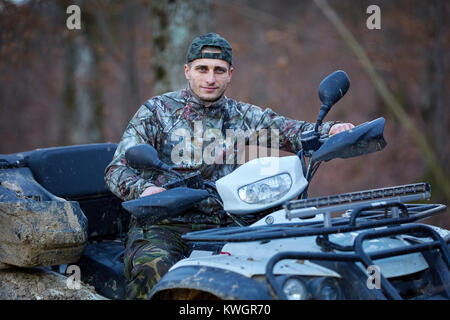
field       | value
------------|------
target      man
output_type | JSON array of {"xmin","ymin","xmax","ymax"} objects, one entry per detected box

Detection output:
[{"xmin": 104, "ymin": 33, "xmax": 354, "ymax": 299}]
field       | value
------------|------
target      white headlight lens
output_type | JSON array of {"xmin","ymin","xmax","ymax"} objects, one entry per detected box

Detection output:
[
  {"xmin": 282, "ymin": 278, "xmax": 308, "ymax": 300},
  {"xmin": 238, "ymin": 173, "xmax": 292, "ymax": 204},
  {"xmin": 318, "ymin": 284, "xmax": 340, "ymax": 300},
  {"xmin": 310, "ymin": 277, "xmax": 342, "ymax": 300}
]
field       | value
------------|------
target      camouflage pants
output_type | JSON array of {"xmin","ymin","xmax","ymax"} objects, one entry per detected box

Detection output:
[{"xmin": 123, "ymin": 223, "xmax": 191, "ymax": 300}]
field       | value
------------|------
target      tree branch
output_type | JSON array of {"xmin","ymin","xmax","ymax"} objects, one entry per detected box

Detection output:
[{"xmin": 313, "ymin": 0, "xmax": 450, "ymax": 200}]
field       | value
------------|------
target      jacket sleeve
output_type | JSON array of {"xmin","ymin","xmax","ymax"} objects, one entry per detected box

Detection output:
[
  {"xmin": 104, "ymin": 102, "xmax": 162, "ymax": 201},
  {"xmin": 237, "ymin": 103, "xmax": 338, "ymax": 154}
]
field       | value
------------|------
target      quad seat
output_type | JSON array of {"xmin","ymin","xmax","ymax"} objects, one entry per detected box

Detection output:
[
  {"xmin": 26, "ymin": 143, "xmax": 129, "ymax": 238},
  {"xmin": 26, "ymin": 143, "xmax": 129, "ymax": 299},
  {"xmin": 1, "ymin": 143, "xmax": 128, "ymax": 298}
]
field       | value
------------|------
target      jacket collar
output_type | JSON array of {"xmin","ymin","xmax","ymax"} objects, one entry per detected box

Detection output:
[{"xmin": 181, "ymin": 88, "xmax": 228, "ymax": 110}]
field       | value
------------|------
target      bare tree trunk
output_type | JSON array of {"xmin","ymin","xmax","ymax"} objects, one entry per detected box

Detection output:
[
  {"xmin": 313, "ymin": 0, "xmax": 450, "ymax": 202},
  {"xmin": 122, "ymin": 0, "xmax": 142, "ymax": 116},
  {"xmin": 419, "ymin": 0, "xmax": 449, "ymax": 184},
  {"xmin": 149, "ymin": 0, "xmax": 214, "ymax": 95},
  {"xmin": 60, "ymin": 0, "xmax": 104, "ymax": 145}
]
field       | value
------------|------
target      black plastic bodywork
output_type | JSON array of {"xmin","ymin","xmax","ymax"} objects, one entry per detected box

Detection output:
[
  {"xmin": 315, "ymin": 70, "xmax": 350, "ymax": 131},
  {"xmin": 0, "ymin": 143, "xmax": 129, "ymax": 238},
  {"xmin": 311, "ymin": 117, "xmax": 387, "ymax": 162},
  {"xmin": 27, "ymin": 144, "xmax": 116, "ymax": 199},
  {"xmin": 0, "ymin": 143, "xmax": 129, "ymax": 298},
  {"xmin": 26, "ymin": 144, "xmax": 129, "ymax": 238},
  {"xmin": 124, "ymin": 144, "xmax": 165, "ymax": 171},
  {"xmin": 121, "ymin": 187, "xmax": 210, "ymax": 226},
  {"xmin": 78, "ymin": 240, "xmax": 127, "ymax": 299},
  {"xmin": 318, "ymin": 70, "xmax": 350, "ymax": 107},
  {"xmin": 150, "ymin": 265, "xmax": 273, "ymax": 300}
]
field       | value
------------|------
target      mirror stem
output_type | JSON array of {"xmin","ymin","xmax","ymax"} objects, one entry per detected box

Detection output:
[
  {"xmin": 158, "ymin": 164, "xmax": 183, "ymax": 179},
  {"xmin": 315, "ymin": 104, "xmax": 331, "ymax": 132}
]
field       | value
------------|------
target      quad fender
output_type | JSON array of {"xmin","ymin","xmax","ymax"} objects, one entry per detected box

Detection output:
[{"xmin": 149, "ymin": 265, "xmax": 273, "ymax": 300}]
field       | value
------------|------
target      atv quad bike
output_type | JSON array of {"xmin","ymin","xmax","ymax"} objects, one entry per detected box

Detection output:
[{"xmin": 0, "ymin": 71, "xmax": 448, "ymax": 300}]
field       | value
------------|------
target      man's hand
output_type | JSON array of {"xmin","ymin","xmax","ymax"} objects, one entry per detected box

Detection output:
[
  {"xmin": 329, "ymin": 123, "xmax": 355, "ymax": 136},
  {"xmin": 140, "ymin": 186, "xmax": 166, "ymax": 197}
]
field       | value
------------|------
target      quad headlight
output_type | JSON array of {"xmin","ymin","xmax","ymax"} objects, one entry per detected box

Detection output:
[
  {"xmin": 282, "ymin": 277, "xmax": 308, "ymax": 300},
  {"xmin": 277, "ymin": 276, "xmax": 343, "ymax": 300},
  {"xmin": 309, "ymin": 277, "xmax": 342, "ymax": 300},
  {"xmin": 238, "ymin": 173, "xmax": 292, "ymax": 204}
]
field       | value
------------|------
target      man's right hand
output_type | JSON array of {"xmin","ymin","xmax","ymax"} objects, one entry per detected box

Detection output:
[{"xmin": 140, "ymin": 186, "xmax": 166, "ymax": 197}]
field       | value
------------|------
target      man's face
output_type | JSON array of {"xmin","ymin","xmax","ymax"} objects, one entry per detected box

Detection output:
[{"xmin": 184, "ymin": 49, "xmax": 233, "ymax": 103}]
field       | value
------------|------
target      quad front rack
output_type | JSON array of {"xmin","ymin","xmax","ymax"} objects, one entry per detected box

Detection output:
[
  {"xmin": 182, "ymin": 183, "xmax": 445, "ymax": 242},
  {"xmin": 181, "ymin": 183, "xmax": 449, "ymax": 300}
]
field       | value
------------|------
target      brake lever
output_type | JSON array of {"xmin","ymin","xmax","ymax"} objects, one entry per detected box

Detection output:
[{"xmin": 162, "ymin": 171, "xmax": 205, "ymax": 190}]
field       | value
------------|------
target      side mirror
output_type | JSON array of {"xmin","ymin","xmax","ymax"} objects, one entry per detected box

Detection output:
[
  {"xmin": 125, "ymin": 144, "xmax": 169, "ymax": 171},
  {"xmin": 315, "ymin": 70, "xmax": 350, "ymax": 131}
]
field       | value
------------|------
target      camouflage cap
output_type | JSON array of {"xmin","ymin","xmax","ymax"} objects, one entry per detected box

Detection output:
[{"xmin": 186, "ymin": 33, "xmax": 232, "ymax": 65}]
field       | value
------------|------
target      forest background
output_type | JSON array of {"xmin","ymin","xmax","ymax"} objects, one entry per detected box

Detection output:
[{"xmin": 0, "ymin": 0, "xmax": 448, "ymax": 227}]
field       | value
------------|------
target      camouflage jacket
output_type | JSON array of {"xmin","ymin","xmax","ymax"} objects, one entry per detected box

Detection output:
[{"xmin": 105, "ymin": 89, "xmax": 337, "ymax": 226}]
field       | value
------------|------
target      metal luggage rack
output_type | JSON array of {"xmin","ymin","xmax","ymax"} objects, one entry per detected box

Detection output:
[
  {"xmin": 265, "ymin": 223, "xmax": 450, "ymax": 300},
  {"xmin": 284, "ymin": 182, "xmax": 433, "ymax": 227},
  {"xmin": 182, "ymin": 183, "xmax": 446, "ymax": 243}
]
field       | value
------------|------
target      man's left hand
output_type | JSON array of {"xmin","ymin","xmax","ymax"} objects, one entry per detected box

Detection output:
[{"xmin": 329, "ymin": 123, "xmax": 355, "ymax": 136}]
